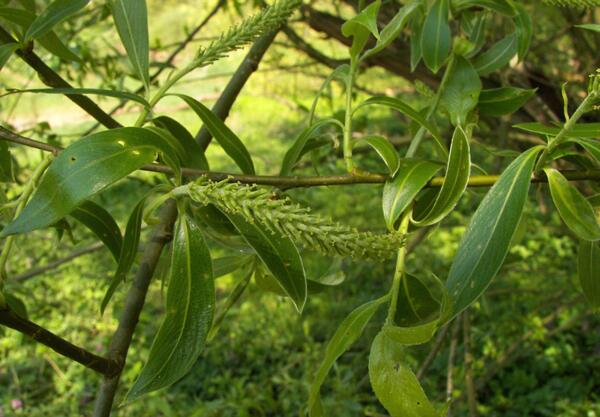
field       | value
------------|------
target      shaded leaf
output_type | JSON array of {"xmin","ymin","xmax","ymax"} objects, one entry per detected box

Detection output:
[
  {"xmin": 355, "ymin": 135, "xmax": 400, "ymax": 175},
  {"xmin": 369, "ymin": 328, "xmax": 438, "ymax": 417},
  {"xmin": 213, "ymin": 255, "xmax": 253, "ymax": 279},
  {"xmin": 24, "ymin": 0, "xmax": 89, "ymax": 41},
  {"xmin": 111, "ymin": 0, "xmax": 149, "ymax": 89},
  {"xmin": 363, "ymin": 2, "xmax": 420, "ymax": 59},
  {"xmin": 421, "ymin": 0, "xmax": 451, "ymax": 73},
  {"xmin": 445, "ymin": 146, "xmax": 544, "ymax": 319},
  {"xmin": 478, "ymin": 87, "xmax": 536, "ymax": 116},
  {"xmin": 513, "ymin": 3, "xmax": 532, "ymax": 61},
  {"xmin": 70, "ymin": 200, "xmax": 122, "ymax": 262},
  {"xmin": 439, "ymin": 55, "xmax": 481, "ymax": 126},
  {"xmin": 1, "ymin": 87, "xmax": 150, "ymax": 108},
  {"xmin": 473, "ymin": 33, "xmax": 517, "ymax": 76},
  {"xmin": 0, "ymin": 140, "xmax": 14, "ymax": 182},
  {"xmin": 382, "ymin": 159, "xmax": 443, "ymax": 231},
  {"xmin": 514, "ymin": 123, "xmax": 600, "ymax": 138},
  {"xmin": 578, "ymin": 240, "xmax": 600, "ymax": 309},
  {"xmin": 153, "ymin": 116, "xmax": 209, "ymax": 170},
  {"xmin": 128, "ymin": 214, "xmax": 214, "ymax": 399},
  {"xmin": 0, "ymin": 42, "xmax": 18, "ymax": 71},
  {"xmin": 572, "ymin": 138, "xmax": 600, "ymax": 164},
  {"xmin": 452, "ymin": 0, "xmax": 516, "ymax": 15},
  {"xmin": 173, "ymin": 94, "xmax": 255, "ymax": 174},
  {"xmin": 309, "ymin": 295, "xmax": 389, "ymax": 416},
  {"xmin": 221, "ymin": 211, "xmax": 306, "ymax": 312},
  {"xmin": 545, "ymin": 168, "xmax": 600, "ymax": 241}
]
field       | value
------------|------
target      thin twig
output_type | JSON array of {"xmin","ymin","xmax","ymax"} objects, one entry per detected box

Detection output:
[
  {"xmin": 0, "ymin": 26, "xmax": 121, "ymax": 129},
  {"xmin": 0, "ymin": 306, "xmax": 120, "ymax": 376},
  {"xmin": 446, "ymin": 317, "xmax": 461, "ymax": 417},
  {"xmin": 416, "ymin": 324, "xmax": 449, "ymax": 379},
  {"xmin": 463, "ymin": 310, "xmax": 478, "ymax": 417},
  {"xmin": 3, "ymin": 126, "xmax": 600, "ymax": 189}
]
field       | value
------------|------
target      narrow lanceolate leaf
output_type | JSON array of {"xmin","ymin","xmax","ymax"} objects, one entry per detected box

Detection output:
[
  {"xmin": 70, "ymin": 200, "xmax": 122, "ymax": 262},
  {"xmin": 308, "ymin": 296, "xmax": 388, "ymax": 416},
  {"xmin": 412, "ymin": 126, "xmax": 470, "ymax": 226},
  {"xmin": 382, "ymin": 159, "xmax": 443, "ymax": 231},
  {"xmin": 153, "ymin": 116, "xmax": 209, "ymax": 170},
  {"xmin": 420, "ymin": 0, "xmax": 451, "ymax": 74},
  {"xmin": 0, "ymin": 43, "xmax": 18, "ymax": 71},
  {"xmin": 363, "ymin": 1, "xmax": 420, "ymax": 59},
  {"xmin": 1, "ymin": 128, "xmax": 173, "ymax": 237},
  {"xmin": 1, "ymin": 88, "xmax": 150, "ymax": 108},
  {"xmin": 545, "ymin": 168, "xmax": 600, "ymax": 241},
  {"xmin": 369, "ymin": 328, "xmax": 438, "ymax": 417},
  {"xmin": 341, "ymin": 0, "xmax": 381, "ymax": 58},
  {"xmin": 478, "ymin": 87, "xmax": 536, "ymax": 116},
  {"xmin": 24, "ymin": 0, "xmax": 89, "ymax": 41},
  {"xmin": 221, "ymin": 210, "xmax": 306, "ymax": 312},
  {"xmin": 111, "ymin": 0, "xmax": 149, "ymax": 89},
  {"xmin": 439, "ymin": 55, "xmax": 481, "ymax": 126},
  {"xmin": 173, "ymin": 94, "xmax": 255, "ymax": 175},
  {"xmin": 576, "ymin": 23, "xmax": 600, "ymax": 33},
  {"xmin": 128, "ymin": 214, "xmax": 214, "ymax": 399},
  {"xmin": 578, "ymin": 240, "xmax": 600, "ymax": 309},
  {"xmin": 308, "ymin": 65, "xmax": 350, "ymax": 124},
  {"xmin": 452, "ymin": 0, "xmax": 516, "ymax": 15},
  {"xmin": 514, "ymin": 123, "xmax": 600, "ymax": 139},
  {"xmin": 445, "ymin": 146, "xmax": 544, "ymax": 319},
  {"xmin": 280, "ymin": 118, "xmax": 343, "ymax": 176},
  {"xmin": 0, "ymin": 140, "xmax": 14, "ymax": 182},
  {"xmin": 101, "ymin": 196, "xmax": 146, "ymax": 314},
  {"xmin": 356, "ymin": 96, "xmax": 448, "ymax": 158},
  {"xmin": 355, "ymin": 135, "xmax": 400, "ymax": 176},
  {"xmin": 473, "ymin": 33, "xmax": 517, "ymax": 76},
  {"xmin": 572, "ymin": 138, "xmax": 600, "ymax": 163},
  {"xmin": 513, "ymin": 3, "xmax": 532, "ymax": 61}
]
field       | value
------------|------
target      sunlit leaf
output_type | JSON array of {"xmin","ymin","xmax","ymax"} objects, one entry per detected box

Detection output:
[
  {"xmin": 355, "ymin": 135, "xmax": 400, "ymax": 175},
  {"xmin": 0, "ymin": 87, "xmax": 150, "ymax": 108},
  {"xmin": 128, "ymin": 214, "xmax": 214, "ymax": 399},
  {"xmin": 514, "ymin": 123, "xmax": 600, "ymax": 138},
  {"xmin": 0, "ymin": 42, "xmax": 18, "ymax": 71},
  {"xmin": 439, "ymin": 55, "xmax": 481, "ymax": 126},
  {"xmin": 445, "ymin": 146, "xmax": 544, "ymax": 319},
  {"xmin": 363, "ymin": 1, "xmax": 420, "ymax": 59},
  {"xmin": 24, "ymin": 0, "xmax": 89, "ymax": 41}
]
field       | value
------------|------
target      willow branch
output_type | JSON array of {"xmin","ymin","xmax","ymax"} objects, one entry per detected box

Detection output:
[
  {"xmin": 3, "ymin": 127, "xmax": 600, "ymax": 189},
  {"xmin": 0, "ymin": 306, "xmax": 120, "ymax": 376},
  {"xmin": 93, "ymin": 201, "xmax": 178, "ymax": 417},
  {"xmin": 0, "ymin": 26, "xmax": 121, "ymax": 129},
  {"xmin": 196, "ymin": 29, "xmax": 280, "ymax": 149},
  {"xmin": 14, "ymin": 242, "xmax": 104, "ymax": 283}
]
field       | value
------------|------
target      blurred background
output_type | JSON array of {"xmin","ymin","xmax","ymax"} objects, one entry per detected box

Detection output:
[{"xmin": 0, "ymin": 1, "xmax": 599, "ymax": 416}]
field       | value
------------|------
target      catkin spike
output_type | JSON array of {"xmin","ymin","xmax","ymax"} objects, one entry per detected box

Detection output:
[{"xmin": 185, "ymin": 180, "xmax": 405, "ymax": 260}]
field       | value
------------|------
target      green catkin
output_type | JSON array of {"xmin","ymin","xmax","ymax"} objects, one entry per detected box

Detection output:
[
  {"xmin": 192, "ymin": 0, "xmax": 301, "ymax": 69},
  {"xmin": 185, "ymin": 179, "xmax": 405, "ymax": 260}
]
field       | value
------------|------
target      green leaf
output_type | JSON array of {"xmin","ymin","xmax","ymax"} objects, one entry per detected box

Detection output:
[
  {"xmin": 153, "ymin": 116, "xmax": 209, "ymax": 170},
  {"xmin": 213, "ymin": 255, "xmax": 253, "ymax": 279},
  {"xmin": 0, "ymin": 42, "xmax": 18, "ymax": 71},
  {"xmin": 412, "ymin": 126, "xmax": 471, "ymax": 226},
  {"xmin": 452, "ymin": 0, "xmax": 516, "ymax": 15},
  {"xmin": 420, "ymin": 0, "xmax": 451, "ymax": 74},
  {"xmin": 1, "ymin": 87, "xmax": 150, "ymax": 108},
  {"xmin": 363, "ymin": 2, "xmax": 420, "ymax": 59},
  {"xmin": 308, "ymin": 295, "xmax": 389, "ymax": 416},
  {"xmin": 445, "ymin": 146, "xmax": 544, "ymax": 319},
  {"xmin": 355, "ymin": 135, "xmax": 400, "ymax": 175},
  {"xmin": 1, "ymin": 128, "xmax": 175, "ymax": 237},
  {"xmin": 572, "ymin": 138, "xmax": 600, "ymax": 163},
  {"xmin": 410, "ymin": 15, "xmax": 423, "ymax": 71},
  {"xmin": 439, "ymin": 55, "xmax": 481, "ymax": 126},
  {"xmin": 545, "ymin": 168, "xmax": 600, "ymax": 241},
  {"xmin": 473, "ymin": 33, "xmax": 517, "ymax": 76},
  {"xmin": 100, "ymin": 196, "xmax": 146, "ymax": 314},
  {"xmin": 394, "ymin": 274, "xmax": 442, "ymax": 327},
  {"xmin": 128, "ymin": 214, "xmax": 214, "ymax": 399},
  {"xmin": 220, "ymin": 211, "xmax": 306, "ymax": 312},
  {"xmin": 513, "ymin": 3, "xmax": 532, "ymax": 61},
  {"xmin": 24, "ymin": 0, "xmax": 89, "ymax": 41},
  {"xmin": 384, "ymin": 321, "xmax": 438, "ymax": 346},
  {"xmin": 69, "ymin": 200, "xmax": 122, "ymax": 262},
  {"xmin": 308, "ymin": 65, "xmax": 350, "ymax": 125},
  {"xmin": 575, "ymin": 23, "xmax": 600, "ymax": 33},
  {"xmin": 280, "ymin": 118, "xmax": 343, "ymax": 176},
  {"xmin": 111, "ymin": 0, "xmax": 149, "ymax": 90},
  {"xmin": 382, "ymin": 159, "xmax": 443, "ymax": 231},
  {"xmin": 4, "ymin": 292, "xmax": 28, "ymax": 318},
  {"xmin": 514, "ymin": 123, "xmax": 600, "ymax": 138},
  {"xmin": 356, "ymin": 96, "xmax": 448, "ymax": 158},
  {"xmin": 342, "ymin": 0, "xmax": 381, "ymax": 59},
  {"xmin": 173, "ymin": 94, "xmax": 255, "ymax": 175},
  {"xmin": 478, "ymin": 87, "xmax": 536, "ymax": 116},
  {"xmin": 0, "ymin": 140, "xmax": 14, "ymax": 182},
  {"xmin": 369, "ymin": 328, "xmax": 438, "ymax": 417},
  {"xmin": 0, "ymin": 7, "xmax": 80, "ymax": 61},
  {"xmin": 578, "ymin": 240, "xmax": 600, "ymax": 309},
  {"xmin": 144, "ymin": 126, "xmax": 184, "ymax": 184}
]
